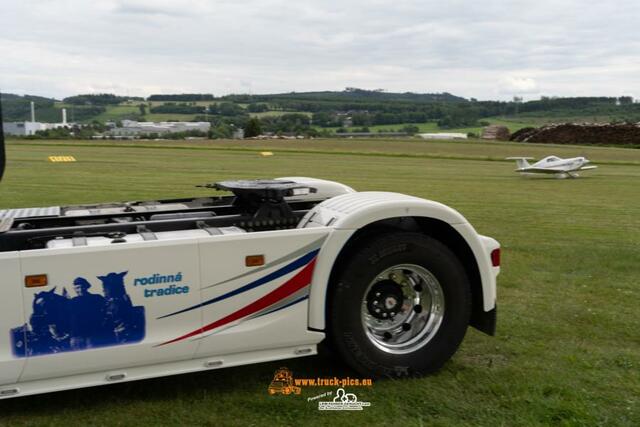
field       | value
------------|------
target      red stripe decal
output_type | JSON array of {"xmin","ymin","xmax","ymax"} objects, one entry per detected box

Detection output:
[{"xmin": 159, "ymin": 257, "xmax": 317, "ymax": 346}]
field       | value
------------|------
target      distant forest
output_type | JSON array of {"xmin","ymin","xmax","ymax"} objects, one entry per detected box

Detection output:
[{"xmin": 2, "ymin": 90, "xmax": 639, "ymax": 134}]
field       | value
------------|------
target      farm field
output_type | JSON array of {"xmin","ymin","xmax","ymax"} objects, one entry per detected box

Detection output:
[
  {"xmin": 91, "ymin": 105, "xmax": 140, "ymax": 123},
  {"xmin": 143, "ymin": 113, "xmax": 201, "ymax": 122},
  {"xmin": 313, "ymin": 117, "xmax": 550, "ymax": 135},
  {"xmin": 0, "ymin": 138, "xmax": 638, "ymax": 426},
  {"xmin": 247, "ymin": 110, "xmax": 313, "ymax": 118},
  {"xmin": 314, "ymin": 115, "xmax": 624, "ymax": 135}
]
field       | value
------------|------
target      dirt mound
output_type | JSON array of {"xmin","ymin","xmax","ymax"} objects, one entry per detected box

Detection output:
[
  {"xmin": 509, "ymin": 127, "xmax": 537, "ymax": 141},
  {"xmin": 509, "ymin": 123, "xmax": 640, "ymax": 146}
]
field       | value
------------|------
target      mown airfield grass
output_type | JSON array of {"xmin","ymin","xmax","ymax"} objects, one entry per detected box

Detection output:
[{"xmin": 0, "ymin": 138, "xmax": 638, "ymax": 426}]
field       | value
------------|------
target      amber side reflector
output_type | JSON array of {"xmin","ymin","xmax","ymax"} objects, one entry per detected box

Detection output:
[
  {"xmin": 25, "ymin": 274, "xmax": 48, "ymax": 288},
  {"xmin": 246, "ymin": 255, "xmax": 265, "ymax": 267}
]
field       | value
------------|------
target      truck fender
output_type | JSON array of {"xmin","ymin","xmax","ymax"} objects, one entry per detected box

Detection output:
[{"xmin": 301, "ymin": 192, "xmax": 498, "ymax": 331}]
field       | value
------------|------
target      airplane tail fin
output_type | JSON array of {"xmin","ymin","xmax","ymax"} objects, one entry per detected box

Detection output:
[{"xmin": 506, "ymin": 157, "xmax": 534, "ymax": 170}]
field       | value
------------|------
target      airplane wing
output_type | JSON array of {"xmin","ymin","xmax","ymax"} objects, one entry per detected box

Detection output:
[
  {"xmin": 579, "ymin": 165, "xmax": 598, "ymax": 171},
  {"xmin": 515, "ymin": 167, "xmax": 564, "ymax": 174}
]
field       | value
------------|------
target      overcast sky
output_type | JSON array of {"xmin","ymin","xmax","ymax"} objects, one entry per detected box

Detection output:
[{"xmin": 1, "ymin": 0, "xmax": 638, "ymax": 100}]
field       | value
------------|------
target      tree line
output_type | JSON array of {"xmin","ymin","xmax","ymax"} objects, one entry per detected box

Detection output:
[{"xmin": 3, "ymin": 91, "xmax": 639, "ymax": 132}]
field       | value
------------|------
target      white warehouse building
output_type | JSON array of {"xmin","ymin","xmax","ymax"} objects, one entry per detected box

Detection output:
[
  {"xmin": 417, "ymin": 132, "xmax": 468, "ymax": 140},
  {"xmin": 110, "ymin": 120, "xmax": 210, "ymax": 136},
  {"xmin": 2, "ymin": 102, "xmax": 72, "ymax": 136},
  {"xmin": 3, "ymin": 121, "xmax": 50, "ymax": 136}
]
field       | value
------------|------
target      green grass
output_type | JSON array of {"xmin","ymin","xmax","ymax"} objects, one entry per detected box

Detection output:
[
  {"xmin": 143, "ymin": 113, "xmax": 200, "ymax": 122},
  {"xmin": 483, "ymin": 117, "xmax": 541, "ymax": 131},
  {"xmin": 17, "ymin": 137, "xmax": 639, "ymax": 165},
  {"xmin": 320, "ymin": 114, "xmax": 628, "ymax": 136},
  {"xmin": 316, "ymin": 117, "xmax": 537, "ymax": 136},
  {"xmin": 92, "ymin": 105, "xmax": 140, "ymax": 122},
  {"xmin": 94, "ymin": 103, "xmax": 206, "ymax": 123},
  {"xmin": 249, "ymin": 110, "xmax": 313, "ymax": 118},
  {"xmin": 365, "ymin": 122, "xmax": 441, "ymax": 132},
  {"xmin": 0, "ymin": 138, "xmax": 638, "ymax": 426}
]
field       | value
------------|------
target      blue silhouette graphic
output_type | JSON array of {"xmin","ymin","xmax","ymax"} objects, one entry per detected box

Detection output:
[{"xmin": 11, "ymin": 271, "xmax": 145, "ymax": 357}]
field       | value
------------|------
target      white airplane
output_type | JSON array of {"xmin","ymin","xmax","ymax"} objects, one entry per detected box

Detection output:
[{"xmin": 506, "ymin": 155, "xmax": 598, "ymax": 178}]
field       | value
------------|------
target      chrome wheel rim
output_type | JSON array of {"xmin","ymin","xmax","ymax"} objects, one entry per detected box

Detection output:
[{"xmin": 360, "ymin": 264, "xmax": 445, "ymax": 354}]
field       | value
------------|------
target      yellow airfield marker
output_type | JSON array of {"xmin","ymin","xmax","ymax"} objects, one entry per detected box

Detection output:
[
  {"xmin": 260, "ymin": 152, "xmax": 274, "ymax": 157},
  {"xmin": 48, "ymin": 156, "xmax": 77, "ymax": 163}
]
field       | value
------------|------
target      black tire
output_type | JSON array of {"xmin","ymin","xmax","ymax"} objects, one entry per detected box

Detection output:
[{"xmin": 327, "ymin": 231, "xmax": 471, "ymax": 378}]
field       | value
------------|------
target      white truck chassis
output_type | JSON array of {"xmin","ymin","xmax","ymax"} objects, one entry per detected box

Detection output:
[{"xmin": 0, "ymin": 105, "xmax": 499, "ymax": 399}]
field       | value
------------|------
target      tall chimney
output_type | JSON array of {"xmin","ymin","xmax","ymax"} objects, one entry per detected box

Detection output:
[
  {"xmin": 62, "ymin": 108, "xmax": 67, "ymax": 124},
  {"xmin": 30, "ymin": 101, "xmax": 35, "ymax": 123}
]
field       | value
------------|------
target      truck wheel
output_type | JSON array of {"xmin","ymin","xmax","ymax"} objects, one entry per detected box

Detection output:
[{"xmin": 328, "ymin": 232, "xmax": 471, "ymax": 378}]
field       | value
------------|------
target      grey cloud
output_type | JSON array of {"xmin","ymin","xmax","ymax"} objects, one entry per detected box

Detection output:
[
  {"xmin": 112, "ymin": 0, "xmax": 204, "ymax": 17},
  {"xmin": 0, "ymin": 0, "xmax": 638, "ymax": 100}
]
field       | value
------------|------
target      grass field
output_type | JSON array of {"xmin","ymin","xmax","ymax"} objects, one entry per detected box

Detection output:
[
  {"xmin": 143, "ymin": 113, "xmax": 201, "ymax": 122},
  {"xmin": 92, "ymin": 105, "xmax": 140, "ymax": 123},
  {"xmin": 249, "ymin": 110, "xmax": 313, "ymax": 118},
  {"xmin": 314, "ymin": 117, "xmax": 535, "ymax": 135},
  {"xmin": 0, "ymin": 138, "xmax": 638, "ymax": 426}
]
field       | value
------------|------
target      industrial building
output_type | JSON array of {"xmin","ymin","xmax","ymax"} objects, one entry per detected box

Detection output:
[
  {"xmin": 109, "ymin": 120, "xmax": 211, "ymax": 136},
  {"xmin": 417, "ymin": 132, "xmax": 468, "ymax": 140},
  {"xmin": 2, "ymin": 102, "xmax": 71, "ymax": 136}
]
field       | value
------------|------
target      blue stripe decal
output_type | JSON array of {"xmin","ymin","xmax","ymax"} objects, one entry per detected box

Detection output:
[{"xmin": 157, "ymin": 249, "xmax": 319, "ymax": 319}]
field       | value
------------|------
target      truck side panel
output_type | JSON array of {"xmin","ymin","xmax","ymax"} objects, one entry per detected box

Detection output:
[
  {"xmin": 0, "ymin": 253, "xmax": 26, "ymax": 386},
  {"xmin": 160, "ymin": 228, "xmax": 330, "ymax": 358},
  {"xmin": 17, "ymin": 240, "xmax": 201, "ymax": 382}
]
